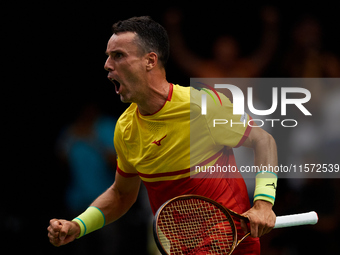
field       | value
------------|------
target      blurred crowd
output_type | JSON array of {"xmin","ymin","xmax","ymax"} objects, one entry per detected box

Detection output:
[{"xmin": 163, "ymin": 7, "xmax": 340, "ymax": 254}]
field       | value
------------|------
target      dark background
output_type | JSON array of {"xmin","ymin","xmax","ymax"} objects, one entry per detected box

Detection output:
[{"xmin": 4, "ymin": 1, "xmax": 340, "ymax": 254}]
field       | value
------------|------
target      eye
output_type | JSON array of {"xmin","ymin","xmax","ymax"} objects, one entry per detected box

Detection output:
[{"xmin": 115, "ymin": 52, "xmax": 123, "ymax": 59}]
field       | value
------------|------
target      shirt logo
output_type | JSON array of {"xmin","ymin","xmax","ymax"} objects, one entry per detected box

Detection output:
[{"xmin": 152, "ymin": 135, "xmax": 167, "ymax": 146}]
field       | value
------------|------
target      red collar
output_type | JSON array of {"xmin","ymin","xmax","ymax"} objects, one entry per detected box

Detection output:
[
  {"xmin": 167, "ymin": 83, "xmax": 173, "ymax": 101},
  {"xmin": 138, "ymin": 83, "xmax": 173, "ymax": 116}
]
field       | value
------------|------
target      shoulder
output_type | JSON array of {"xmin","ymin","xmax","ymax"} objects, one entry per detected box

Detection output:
[
  {"xmin": 161, "ymin": 84, "xmax": 192, "ymax": 118},
  {"xmin": 115, "ymin": 103, "xmax": 137, "ymax": 136},
  {"xmin": 171, "ymin": 84, "xmax": 190, "ymax": 102},
  {"xmin": 189, "ymin": 86, "xmax": 233, "ymax": 118},
  {"xmin": 168, "ymin": 85, "xmax": 230, "ymax": 119}
]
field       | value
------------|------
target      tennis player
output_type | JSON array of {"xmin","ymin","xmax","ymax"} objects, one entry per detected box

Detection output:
[{"xmin": 48, "ymin": 16, "xmax": 277, "ymax": 254}]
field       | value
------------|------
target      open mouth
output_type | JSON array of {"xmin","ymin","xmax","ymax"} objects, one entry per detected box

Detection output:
[{"xmin": 109, "ymin": 78, "xmax": 121, "ymax": 94}]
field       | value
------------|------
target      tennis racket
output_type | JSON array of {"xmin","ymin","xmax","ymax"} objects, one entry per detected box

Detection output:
[{"xmin": 153, "ymin": 194, "xmax": 318, "ymax": 255}]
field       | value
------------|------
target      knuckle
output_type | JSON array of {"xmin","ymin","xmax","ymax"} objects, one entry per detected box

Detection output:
[
  {"xmin": 268, "ymin": 222, "xmax": 275, "ymax": 228},
  {"xmin": 63, "ymin": 221, "xmax": 71, "ymax": 228},
  {"xmin": 50, "ymin": 219, "xmax": 57, "ymax": 225},
  {"xmin": 251, "ymin": 217, "xmax": 261, "ymax": 226}
]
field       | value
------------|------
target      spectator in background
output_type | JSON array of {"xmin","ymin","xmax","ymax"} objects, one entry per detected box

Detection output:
[
  {"xmin": 56, "ymin": 102, "xmax": 151, "ymax": 255},
  {"xmin": 271, "ymin": 14, "xmax": 340, "ymax": 254},
  {"xmin": 282, "ymin": 15, "xmax": 340, "ymax": 78},
  {"xmin": 164, "ymin": 6, "xmax": 279, "ymax": 78},
  {"xmin": 56, "ymin": 102, "xmax": 118, "ymax": 254},
  {"xmin": 280, "ymin": 14, "xmax": 340, "ymax": 181},
  {"xmin": 281, "ymin": 15, "xmax": 340, "ymax": 118},
  {"xmin": 57, "ymin": 102, "xmax": 117, "ymax": 213},
  {"xmin": 165, "ymin": 7, "xmax": 279, "ymax": 201}
]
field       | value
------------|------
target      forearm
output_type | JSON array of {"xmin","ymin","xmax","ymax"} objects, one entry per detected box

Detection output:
[
  {"xmin": 253, "ymin": 132, "xmax": 278, "ymax": 205},
  {"xmin": 240, "ymin": 129, "xmax": 278, "ymax": 237},
  {"xmin": 253, "ymin": 132, "xmax": 278, "ymax": 171},
  {"xmin": 90, "ymin": 182, "xmax": 139, "ymax": 225},
  {"xmin": 72, "ymin": 173, "xmax": 141, "ymax": 238},
  {"xmin": 243, "ymin": 127, "xmax": 278, "ymax": 205}
]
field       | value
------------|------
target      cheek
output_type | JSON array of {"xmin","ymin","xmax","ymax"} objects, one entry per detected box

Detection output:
[{"xmin": 126, "ymin": 63, "xmax": 145, "ymax": 83}]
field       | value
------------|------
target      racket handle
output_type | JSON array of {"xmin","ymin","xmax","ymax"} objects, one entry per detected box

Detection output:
[{"xmin": 274, "ymin": 211, "xmax": 318, "ymax": 229}]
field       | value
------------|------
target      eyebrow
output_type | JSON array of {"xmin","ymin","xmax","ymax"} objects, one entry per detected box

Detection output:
[{"xmin": 105, "ymin": 49, "xmax": 124, "ymax": 56}]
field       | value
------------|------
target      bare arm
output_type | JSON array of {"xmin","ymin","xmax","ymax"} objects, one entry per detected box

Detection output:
[
  {"xmin": 91, "ymin": 172, "xmax": 141, "ymax": 225},
  {"xmin": 242, "ymin": 123, "xmax": 278, "ymax": 167},
  {"xmin": 250, "ymin": 6, "xmax": 279, "ymax": 75},
  {"xmin": 240, "ymin": 126, "xmax": 278, "ymax": 237},
  {"xmin": 164, "ymin": 9, "xmax": 207, "ymax": 77}
]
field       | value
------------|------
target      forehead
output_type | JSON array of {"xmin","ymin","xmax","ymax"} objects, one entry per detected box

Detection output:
[{"xmin": 106, "ymin": 32, "xmax": 139, "ymax": 52}]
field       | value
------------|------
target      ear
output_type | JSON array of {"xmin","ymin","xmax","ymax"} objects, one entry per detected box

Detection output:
[{"xmin": 145, "ymin": 52, "xmax": 158, "ymax": 71}]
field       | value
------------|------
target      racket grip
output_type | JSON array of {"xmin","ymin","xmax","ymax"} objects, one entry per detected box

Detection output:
[{"xmin": 274, "ymin": 211, "xmax": 318, "ymax": 229}]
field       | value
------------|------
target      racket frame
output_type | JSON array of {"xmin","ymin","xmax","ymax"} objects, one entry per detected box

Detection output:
[
  {"xmin": 153, "ymin": 194, "xmax": 248, "ymax": 255},
  {"xmin": 154, "ymin": 194, "xmax": 318, "ymax": 254}
]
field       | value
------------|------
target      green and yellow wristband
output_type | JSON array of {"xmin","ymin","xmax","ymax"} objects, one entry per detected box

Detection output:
[
  {"xmin": 253, "ymin": 171, "xmax": 277, "ymax": 205},
  {"xmin": 72, "ymin": 206, "xmax": 106, "ymax": 238}
]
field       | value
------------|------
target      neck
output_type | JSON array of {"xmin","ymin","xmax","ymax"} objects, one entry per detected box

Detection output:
[{"xmin": 137, "ymin": 76, "xmax": 170, "ymax": 115}]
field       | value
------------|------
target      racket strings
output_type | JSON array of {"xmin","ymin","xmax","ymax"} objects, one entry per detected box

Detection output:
[{"xmin": 157, "ymin": 198, "xmax": 235, "ymax": 254}]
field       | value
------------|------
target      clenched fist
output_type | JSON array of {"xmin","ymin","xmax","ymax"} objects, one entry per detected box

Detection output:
[
  {"xmin": 47, "ymin": 219, "xmax": 80, "ymax": 247},
  {"xmin": 240, "ymin": 200, "xmax": 276, "ymax": 238}
]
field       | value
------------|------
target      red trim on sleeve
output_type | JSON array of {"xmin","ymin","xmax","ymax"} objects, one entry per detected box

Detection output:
[
  {"xmin": 116, "ymin": 166, "xmax": 138, "ymax": 178},
  {"xmin": 234, "ymin": 116, "xmax": 252, "ymax": 148}
]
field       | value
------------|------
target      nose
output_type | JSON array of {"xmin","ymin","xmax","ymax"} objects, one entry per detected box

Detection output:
[{"xmin": 104, "ymin": 57, "xmax": 114, "ymax": 71}]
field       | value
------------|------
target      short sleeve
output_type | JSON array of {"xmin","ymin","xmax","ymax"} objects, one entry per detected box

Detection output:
[
  {"xmin": 205, "ymin": 91, "xmax": 252, "ymax": 148},
  {"xmin": 114, "ymin": 121, "xmax": 138, "ymax": 177}
]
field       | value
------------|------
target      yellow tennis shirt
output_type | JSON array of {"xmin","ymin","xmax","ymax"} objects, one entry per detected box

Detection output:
[{"xmin": 114, "ymin": 84, "xmax": 252, "ymax": 214}]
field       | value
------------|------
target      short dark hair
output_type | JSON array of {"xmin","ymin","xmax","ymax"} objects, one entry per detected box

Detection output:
[{"xmin": 112, "ymin": 16, "xmax": 169, "ymax": 67}]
